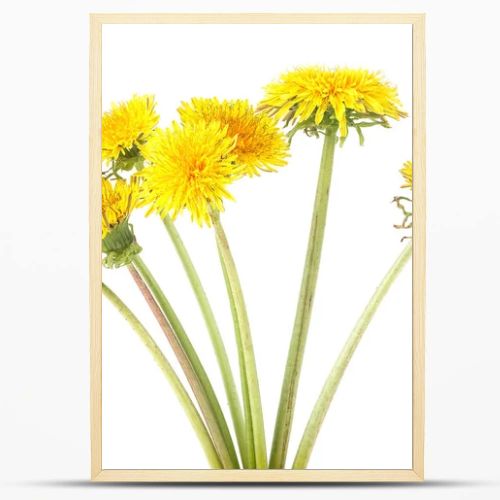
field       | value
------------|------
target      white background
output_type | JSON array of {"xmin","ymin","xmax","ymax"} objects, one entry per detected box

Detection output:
[
  {"xmin": 0, "ymin": 0, "xmax": 500, "ymax": 498},
  {"xmin": 102, "ymin": 23, "xmax": 412, "ymax": 470}
]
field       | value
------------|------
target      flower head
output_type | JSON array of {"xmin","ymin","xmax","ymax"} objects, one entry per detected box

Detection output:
[
  {"xmin": 102, "ymin": 94, "xmax": 159, "ymax": 167},
  {"xmin": 399, "ymin": 160, "xmax": 412, "ymax": 189},
  {"xmin": 178, "ymin": 97, "xmax": 289, "ymax": 176},
  {"xmin": 101, "ymin": 177, "xmax": 142, "ymax": 268},
  {"xmin": 259, "ymin": 66, "xmax": 407, "ymax": 138},
  {"xmin": 139, "ymin": 121, "xmax": 239, "ymax": 226},
  {"xmin": 393, "ymin": 160, "xmax": 413, "ymax": 240},
  {"xmin": 102, "ymin": 177, "xmax": 140, "ymax": 238}
]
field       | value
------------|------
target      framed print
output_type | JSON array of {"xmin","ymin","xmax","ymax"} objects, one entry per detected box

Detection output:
[{"xmin": 90, "ymin": 13, "xmax": 425, "ymax": 482}]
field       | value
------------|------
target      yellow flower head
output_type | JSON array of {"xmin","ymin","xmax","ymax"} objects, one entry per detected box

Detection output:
[
  {"xmin": 259, "ymin": 66, "xmax": 407, "ymax": 137},
  {"xmin": 139, "ymin": 121, "xmax": 239, "ymax": 226},
  {"xmin": 400, "ymin": 160, "xmax": 413, "ymax": 189},
  {"xmin": 393, "ymin": 160, "xmax": 413, "ymax": 240},
  {"xmin": 101, "ymin": 177, "xmax": 140, "ymax": 238},
  {"xmin": 178, "ymin": 97, "xmax": 289, "ymax": 177},
  {"xmin": 102, "ymin": 94, "xmax": 159, "ymax": 162}
]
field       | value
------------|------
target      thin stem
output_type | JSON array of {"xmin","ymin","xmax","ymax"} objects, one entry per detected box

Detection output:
[
  {"xmin": 217, "ymin": 245, "xmax": 256, "ymax": 468},
  {"xmin": 270, "ymin": 124, "xmax": 338, "ymax": 469},
  {"xmin": 102, "ymin": 282, "xmax": 222, "ymax": 468},
  {"xmin": 128, "ymin": 261, "xmax": 239, "ymax": 469},
  {"xmin": 162, "ymin": 216, "xmax": 247, "ymax": 466},
  {"xmin": 293, "ymin": 243, "xmax": 412, "ymax": 468},
  {"xmin": 210, "ymin": 208, "xmax": 267, "ymax": 469}
]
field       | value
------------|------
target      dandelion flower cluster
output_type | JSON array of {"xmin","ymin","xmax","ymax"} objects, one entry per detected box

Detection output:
[
  {"xmin": 259, "ymin": 66, "xmax": 406, "ymax": 137},
  {"xmin": 139, "ymin": 121, "xmax": 239, "ymax": 226},
  {"xmin": 102, "ymin": 94, "xmax": 159, "ymax": 162},
  {"xmin": 178, "ymin": 97, "xmax": 289, "ymax": 177},
  {"xmin": 399, "ymin": 160, "xmax": 412, "ymax": 189},
  {"xmin": 101, "ymin": 177, "xmax": 140, "ymax": 238}
]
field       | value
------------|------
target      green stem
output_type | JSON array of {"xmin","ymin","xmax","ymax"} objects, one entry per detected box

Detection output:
[
  {"xmin": 102, "ymin": 282, "xmax": 222, "ymax": 468},
  {"xmin": 270, "ymin": 124, "xmax": 338, "ymax": 469},
  {"xmin": 293, "ymin": 243, "xmax": 412, "ymax": 468},
  {"xmin": 128, "ymin": 258, "xmax": 239, "ymax": 469},
  {"xmin": 162, "ymin": 216, "xmax": 247, "ymax": 466},
  {"xmin": 210, "ymin": 208, "xmax": 267, "ymax": 469},
  {"xmin": 217, "ymin": 245, "xmax": 256, "ymax": 468}
]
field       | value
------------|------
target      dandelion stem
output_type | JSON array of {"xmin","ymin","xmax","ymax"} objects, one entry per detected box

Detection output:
[
  {"xmin": 102, "ymin": 282, "xmax": 222, "ymax": 468},
  {"xmin": 210, "ymin": 209, "xmax": 267, "ymax": 469},
  {"xmin": 270, "ymin": 124, "xmax": 338, "ymax": 469},
  {"xmin": 161, "ymin": 216, "xmax": 247, "ymax": 465},
  {"xmin": 217, "ymin": 246, "xmax": 256, "ymax": 468},
  {"xmin": 128, "ymin": 257, "xmax": 240, "ymax": 469},
  {"xmin": 293, "ymin": 242, "xmax": 412, "ymax": 468}
]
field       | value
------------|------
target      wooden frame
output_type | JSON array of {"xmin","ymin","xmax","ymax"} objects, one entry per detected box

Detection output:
[{"xmin": 90, "ymin": 13, "xmax": 425, "ymax": 483}]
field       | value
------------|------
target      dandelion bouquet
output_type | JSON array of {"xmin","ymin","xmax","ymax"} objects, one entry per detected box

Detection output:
[{"xmin": 100, "ymin": 67, "xmax": 412, "ymax": 470}]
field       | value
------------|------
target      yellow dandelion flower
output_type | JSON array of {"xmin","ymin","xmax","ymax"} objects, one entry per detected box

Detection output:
[
  {"xmin": 393, "ymin": 160, "xmax": 413, "ymax": 239},
  {"xmin": 178, "ymin": 97, "xmax": 289, "ymax": 177},
  {"xmin": 139, "ymin": 121, "xmax": 239, "ymax": 226},
  {"xmin": 400, "ymin": 160, "xmax": 413, "ymax": 189},
  {"xmin": 259, "ymin": 66, "xmax": 407, "ymax": 137},
  {"xmin": 102, "ymin": 177, "xmax": 140, "ymax": 238},
  {"xmin": 102, "ymin": 94, "xmax": 159, "ymax": 162}
]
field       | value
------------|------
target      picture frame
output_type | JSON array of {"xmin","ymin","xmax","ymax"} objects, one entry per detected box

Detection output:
[{"xmin": 90, "ymin": 12, "xmax": 425, "ymax": 482}]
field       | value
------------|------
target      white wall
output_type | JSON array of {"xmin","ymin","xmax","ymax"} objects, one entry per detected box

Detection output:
[{"xmin": 1, "ymin": 0, "xmax": 499, "ymax": 499}]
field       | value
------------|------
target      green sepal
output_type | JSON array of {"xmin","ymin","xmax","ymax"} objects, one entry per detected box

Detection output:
[
  {"xmin": 103, "ymin": 144, "xmax": 146, "ymax": 180},
  {"xmin": 114, "ymin": 155, "xmax": 145, "ymax": 173},
  {"xmin": 285, "ymin": 106, "xmax": 393, "ymax": 146},
  {"xmin": 102, "ymin": 220, "xmax": 142, "ymax": 269}
]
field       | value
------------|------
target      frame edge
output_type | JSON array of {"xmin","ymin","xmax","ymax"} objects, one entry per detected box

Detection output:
[
  {"xmin": 94, "ymin": 468, "xmax": 423, "ymax": 483},
  {"xmin": 89, "ymin": 12, "xmax": 426, "ymax": 482},
  {"xmin": 411, "ymin": 12, "xmax": 426, "ymax": 481},
  {"xmin": 89, "ymin": 13, "xmax": 103, "ymax": 480}
]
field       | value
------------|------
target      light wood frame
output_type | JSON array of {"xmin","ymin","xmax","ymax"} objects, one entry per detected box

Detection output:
[{"xmin": 90, "ymin": 13, "xmax": 425, "ymax": 483}]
